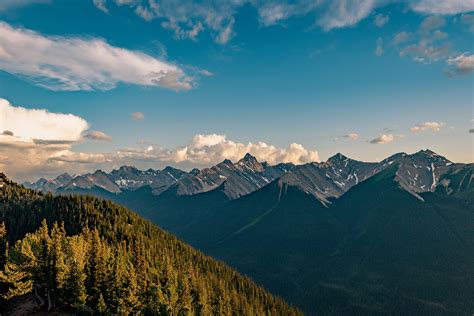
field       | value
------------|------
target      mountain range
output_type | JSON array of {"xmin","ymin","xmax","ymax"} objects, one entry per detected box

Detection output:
[
  {"xmin": 24, "ymin": 149, "xmax": 457, "ymax": 201},
  {"xmin": 24, "ymin": 150, "xmax": 474, "ymax": 315}
]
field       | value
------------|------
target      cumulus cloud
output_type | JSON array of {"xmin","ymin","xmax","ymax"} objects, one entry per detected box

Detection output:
[
  {"xmin": 410, "ymin": 121, "xmax": 444, "ymax": 132},
  {"xmin": 0, "ymin": 22, "xmax": 192, "ymax": 91},
  {"xmin": 131, "ymin": 112, "xmax": 145, "ymax": 120},
  {"xmin": 86, "ymin": 134, "xmax": 320, "ymax": 166},
  {"xmin": 370, "ymin": 134, "xmax": 395, "ymax": 144},
  {"xmin": 447, "ymin": 54, "xmax": 474, "ymax": 75},
  {"xmin": 84, "ymin": 130, "xmax": 112, "ymax": 141},
  {"xmin": 0, "ymin": 98, "xmax": 88, "ymax": 141},
  {"xmin": 0, "ymin": 98, "xmax": 91, "ymax": 181},
  {"xmin": 168, "ymin": 134, "xmax": 320, "ymax": 165},
  {"xmin": 374, "ymin": 13, "xmax": 389, "ymax": 27}
]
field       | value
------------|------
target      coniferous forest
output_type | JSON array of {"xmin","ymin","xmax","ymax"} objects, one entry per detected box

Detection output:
[{"xmin": 0, "ymin": 173, "xmax": 301, "ymax": 315}]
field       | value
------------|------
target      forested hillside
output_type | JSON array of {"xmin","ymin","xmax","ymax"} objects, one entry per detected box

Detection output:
[{"xmin": 0, "ymin": 173, "xmax": 300, "ymax": 315}]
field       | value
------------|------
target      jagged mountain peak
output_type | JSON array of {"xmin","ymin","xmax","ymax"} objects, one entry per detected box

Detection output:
[
  {"xmin": 240, "ymin": 153, "xmax": 257, "ymax": 162},
  {"xmin": 412, "ymin": 149, "xmax": 450, "ymax": 163},
  {"xmin": 117, "ymin": 165, "xmax": 139, "ymax": 172},
  {"xmin": 327, "ymin": 152, "xmax": 349, "ymax": 162},
  {"xmin": 189, "ymin": 168, "xmax": 200, "ymax": 176},
  {"xmin": 221, "ymin": 159, "xmax": 233, "ymax": 166}
]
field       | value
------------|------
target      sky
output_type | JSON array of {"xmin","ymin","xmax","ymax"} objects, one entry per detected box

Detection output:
[{"xmin": 0, "ymin": 0, "xmax": 473, "ymax": 182}]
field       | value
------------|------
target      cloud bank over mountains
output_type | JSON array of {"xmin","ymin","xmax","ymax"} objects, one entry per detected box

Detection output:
[{"xmin": 0, "ymin": 99, "xmax": 320, "ymax": 181}]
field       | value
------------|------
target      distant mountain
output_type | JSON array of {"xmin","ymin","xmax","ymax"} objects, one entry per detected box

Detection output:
[
  {"xmin": 377, "ymin": 149, "xmax": 455, "ymax": 195},
  {"xmin": 281, "ymin": 153, "xmax": 378, "ymax": 204},
  {"xmin": 174, "ymin": 153, "xmax": 293, "ymax": 199},
  {"xmin": 23, "ymin": 172, "xmax": 73, "ymax": 192},
  {"xmin": 25, "ymin": 153, "xmax": 293, "ymax": 200}
]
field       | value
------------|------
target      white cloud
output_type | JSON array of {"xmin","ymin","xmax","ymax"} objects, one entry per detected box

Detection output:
[
  {"xmin": 92, "ymin": 1, "xmax": 474, "ymax": 44},
  {"xmin": 0, "ymin": 22, "xmax": 192, "ymax": 91},
  {"xmin": 0, "ymin": 98, "xmax": 91, "ymax": 181},
  {"xmin": 370, "ymin": 134, "xmax": 395, "ymax": 144},
  {"xmin": 375, "ymin": 37, "xmax": 384, "ymax": 56},
  {"xmin": 84, "ymin": 130, "xmax": 113, "ymax": 141},
  {"xmin": 410, "ymin": 121, "xmax": 444, "ymax": 132},
  {"xmin": 409, "ymin": 0, "xmax": 474, "ymax": 15},
  {"xmin": 107, "ymin": 134, "xmax": 321, "ymax": 166},
  {"xmin": 318, "ymin": 0, "xmax": 377, "ymax": 30},
  {"xmin": 0, "ymin": 98, "xmax": 88, "ymax": 142},
  {"xmin": 343, "ymin": 133, "xmax": 359, "ymax": 140},
  {"xmin": 131, "ymin": 112, "xmax": 145, "ymax": 120},
  {"xmin": 447, "ymin": 53, "xmax": 474, "ymax": 75},
  {"xmin": 374, "ymin": 13, "xmax": 389, "ymax": 27}
]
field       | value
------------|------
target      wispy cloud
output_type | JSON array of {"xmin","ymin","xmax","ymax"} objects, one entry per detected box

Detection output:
[
  {"xmin": 343, "ymin": 133, "xmax": 359, "ymax": 140},
  {"xmin": 447, "ymin": 53, "xmax": 474, "ymax": 75},
  {"xmin": 370, "ymin": 134, "xmax": 395, "ymax": 144},
  {"xmin": 84, "ymin": 130, "xmax": 112, "ymax": 141},
  {"xmin": 0, "ymin": 22, "xmax": 192, "ymax": 91},
  {"xmin": 0, "ymin": 0, "xmax": 49, "ymax": 11},
  {"xmin": 375, "ymin": 37, "xmax": 384, "ymax": 56},
  {"xmin": 392, "ymin": 31, "xmax": 412, "ymax": 45},
  {"xmin": 93, "ymin": 0, "xmax": 108, "ymax": 13},
  {"xmin": 92, "ymin": 1, "xmax": 474, "ymax": 44},
  {"xmin": 131, "ymin": 112, "xmax": 145, "ymax": 121},
  {"xmin": 374, "ymin": 13, "xmax": 389, "ymax": 27}
]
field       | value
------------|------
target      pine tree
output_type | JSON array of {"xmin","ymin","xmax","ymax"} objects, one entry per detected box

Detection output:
[
  {"xmin": 96, "ymin": 292, "xmax": 107, "ymax": 314},
  {"xmin": 62, "ymin": 235, "xmax": 87, "ymax": 309},
  {"xmin": 50, "ymin": 222, "xmax": 67, "ymax": 307}
]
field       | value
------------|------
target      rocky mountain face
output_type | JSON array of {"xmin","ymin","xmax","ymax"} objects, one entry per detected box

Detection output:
[
  {"xmin": 23, "ymin": 173, "xmax": 73, "ymax": 192},
  {"xmin": 24, "ymin": 150, "xmax": 465, "ymax": 202},
  {"xmin": 174, "ymin": 153, "xmax": 294, "ymax": 199},
  {"xmin": 24, "ymin": 153, "xmax": 294, "ymax": 200},
  {"xmin": 377, "ymin": 149, "xmax": 455, "ymax": 196},
  {"xmin": 281, "ymin": 153, "xmax": 378, "ymax": 204}
]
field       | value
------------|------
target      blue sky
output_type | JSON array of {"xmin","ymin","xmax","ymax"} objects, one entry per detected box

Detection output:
[{"xmin": 0, "ymin": 0, "xmax": 473, "ymax": 181}]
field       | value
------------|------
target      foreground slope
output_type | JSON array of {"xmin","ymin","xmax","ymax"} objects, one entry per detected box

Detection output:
[{"xmin": 0, "ymin": 173, "xmax": 300, "ymax": 315}]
